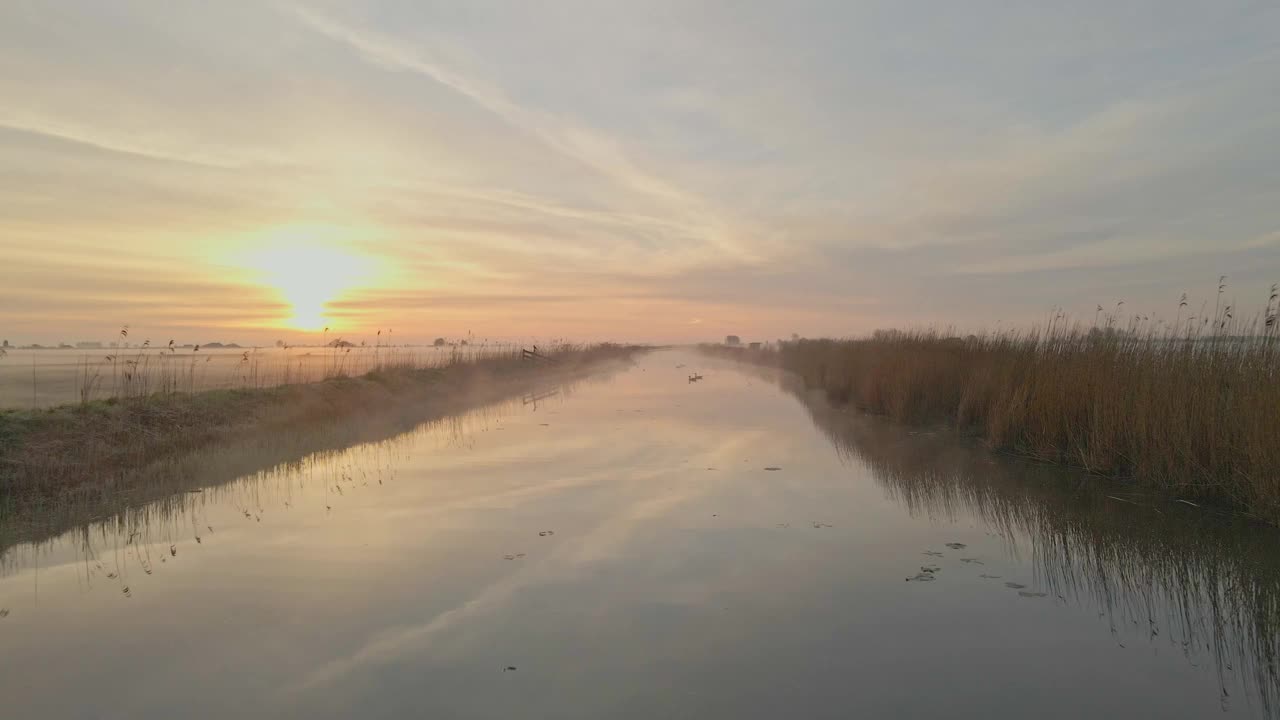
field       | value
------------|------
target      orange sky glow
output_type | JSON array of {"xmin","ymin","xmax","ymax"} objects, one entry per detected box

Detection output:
[{"xmin": 3, "ymin": 3, "xmax": 1278, "ymax": 346}]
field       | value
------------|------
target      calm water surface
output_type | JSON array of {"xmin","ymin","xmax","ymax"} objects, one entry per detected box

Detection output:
[{"xmin": 2, "ymin": 350, "xmax": 1278, "ymax": 718}]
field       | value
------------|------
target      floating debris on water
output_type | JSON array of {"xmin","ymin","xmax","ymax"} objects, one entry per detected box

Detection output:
[
  {"xmin": 811, "ymin": 522, "xmax": 833, "ymax": 529},
  {"xmin": 1018, "ymin": 591, "xmax": 1048, "ymax": 598},
  {"xmin": 906, "ymin": 564, "xmax": 942, "ymax": 581},
  {"xmin": 959, "ymin": 558, "xmax": 984, "ymax": 565},
  {"xmin": 0, "ymin": 608, "xmax": 9, "ymax": 618},
  {"xmin": 538, "ymin": 530, "xmax": 555, "ymax": 537},
  {"xmin": 504, "ymin": 666, "xmax": 517, "ymax": 672},
  {"xmin": 1004, "ymin": 582, "xmax": 1027, "ymax": 589},
  {"xmin": 922, "ymin": 550, "xmax": 943, "ymax": 557},
  {"xmin": 945, "ymin": 542, "xmax": 967, "ymax": 550},
  {"xmin": 979, "ymin": 574, "xmax": 1002, "ymax": 579},
  {"xmin": 764, "ymin": 467, "xmax": 782, "ymax": 471}
]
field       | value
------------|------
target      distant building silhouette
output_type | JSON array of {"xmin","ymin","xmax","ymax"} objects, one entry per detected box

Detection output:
[{"xmin": 725, "ymin": 335, "xmax": 741, "ymax": 346}]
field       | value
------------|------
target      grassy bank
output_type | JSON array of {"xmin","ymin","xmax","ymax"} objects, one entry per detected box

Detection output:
[
  {"xmin": 712, "ymin": 320, "xmax": 1280, "ymax": 521},
  {"xmin": 0, "ymin": 344, "xmax": 640, "ymax": 523}
]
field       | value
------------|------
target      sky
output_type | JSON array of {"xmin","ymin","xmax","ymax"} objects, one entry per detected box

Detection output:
[{"xmin": 2, "ymin": 1, "xmax": 1279, "ymax": 345}]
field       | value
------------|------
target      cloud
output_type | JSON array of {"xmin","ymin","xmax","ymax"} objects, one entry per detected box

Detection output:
[
  {"xmin": 2, "ymin": 1, "xmax": 1278, "ymax": 342},
  {"xmin": 290, "ymin": 4, "xmax": 763, "ymax": 266}
]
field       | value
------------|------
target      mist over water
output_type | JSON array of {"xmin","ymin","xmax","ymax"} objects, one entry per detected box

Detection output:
[{"xmin": 2, "ymin": 350, "xmax": 1277, "ymax": 719}]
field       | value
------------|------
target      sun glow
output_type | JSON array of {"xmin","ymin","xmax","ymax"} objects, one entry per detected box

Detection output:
[{"xmin": 241, "ymin": 227, "xmax": 380, "ymax": 332}]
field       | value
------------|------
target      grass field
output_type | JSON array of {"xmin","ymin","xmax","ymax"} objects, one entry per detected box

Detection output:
[{"xmin": 0, "ymin": 342, "xmax": 533, "ymax": 409}]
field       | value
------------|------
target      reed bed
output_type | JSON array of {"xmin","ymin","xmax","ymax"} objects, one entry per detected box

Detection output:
[{"xmin": 718, "ymin": 286, "xmax": 1280, "ymax": 521}]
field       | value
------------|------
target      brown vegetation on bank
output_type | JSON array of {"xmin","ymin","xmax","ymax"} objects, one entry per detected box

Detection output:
[
  {"xmin": 0, "ymin": 344, "xmax": 639, "ymax": 521},
  {"xmin": 715, "ymin": 289, "xmax": 1280, "ymax": 521}
]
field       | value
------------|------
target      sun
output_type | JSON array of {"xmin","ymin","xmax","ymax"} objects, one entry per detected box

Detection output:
[{"xmin": 241, "ymin": 227, "xmax": 379, "ymax": 332}]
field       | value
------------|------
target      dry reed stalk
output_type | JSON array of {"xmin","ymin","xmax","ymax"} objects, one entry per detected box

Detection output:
[{"xmin": 717, "ymin": 285, "xmax": 1280, "ymax": 521}]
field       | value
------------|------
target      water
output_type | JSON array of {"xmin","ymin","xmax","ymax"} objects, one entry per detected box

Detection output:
[{"xmin": 2, "ymin": 349, "xmax": 1277, "ymax": 719}]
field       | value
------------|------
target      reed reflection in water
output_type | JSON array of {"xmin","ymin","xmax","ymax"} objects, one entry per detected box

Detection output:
[
  {"xmin": 792, "ymin": 383, "xmax": 1280, "ymax": 715},
  {"xmin": 0, "ymin": 368, "xmax": 610, "ymax": 585}
]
